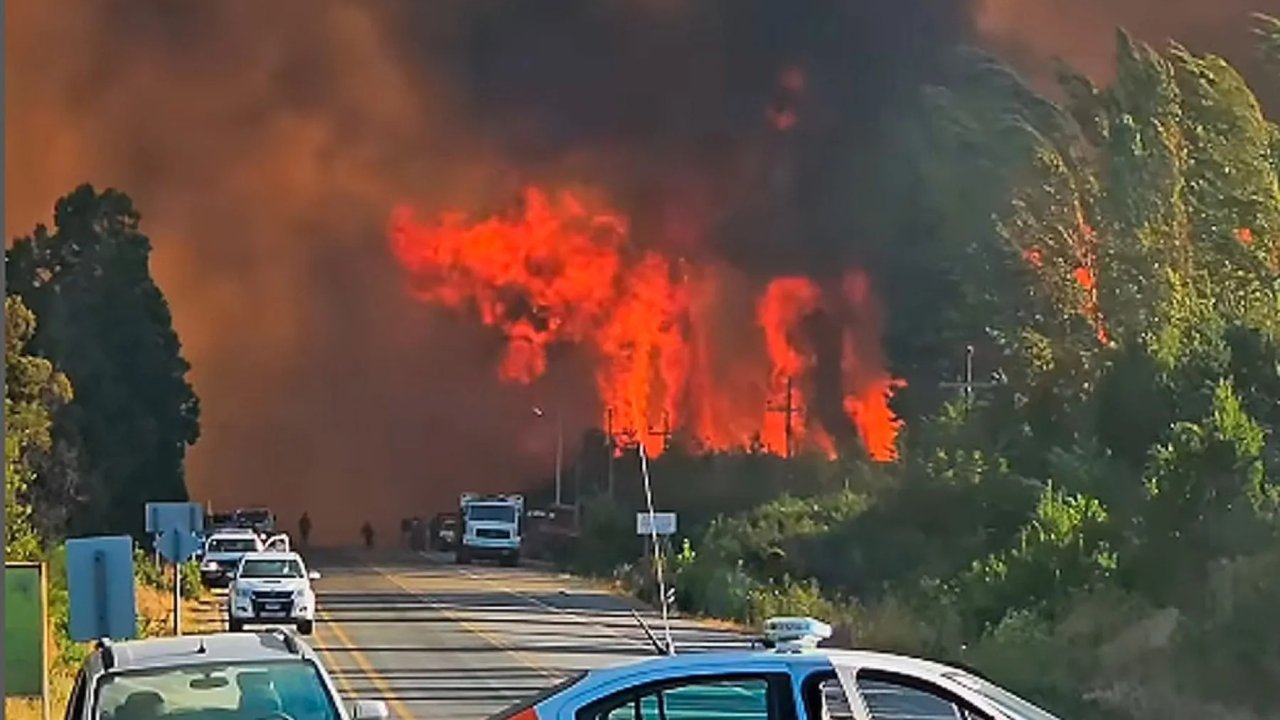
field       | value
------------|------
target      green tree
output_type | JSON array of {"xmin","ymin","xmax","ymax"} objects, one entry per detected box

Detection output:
[
  {"xmin": 5, "ymin": 295, "xmax": 73, "ymax": 558},
  {"xmin": 6, "ymin": 185, "xmax": 200, "ymax": 537}
]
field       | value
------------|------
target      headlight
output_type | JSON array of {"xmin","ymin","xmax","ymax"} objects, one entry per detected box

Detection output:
[
  {"xmin": 294, "ymin": 587, "xmax": 310, "ymax": 599},
  {"xmin": 200, "ymin": 559, "xmax": 217, "ymax": 571},
  {"xmin": 234, "ymin": 586, "xmax": 253, "ymax": 599}
]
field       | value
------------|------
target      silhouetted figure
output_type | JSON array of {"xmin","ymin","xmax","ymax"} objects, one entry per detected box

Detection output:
[
  {"xmin": 400, "ymin": 517, "xmax": 411, "ymax": 548},
  {"xmin": 361, "ymin": 521, "xmax": 374, "ymax": 549},
  {"xmin": 298, "ymin": 512, "xmax": 312, "ymax": 548},
  {"xmin": 409, "ymin": 517, "xmax": 426, "ymax": 552}
]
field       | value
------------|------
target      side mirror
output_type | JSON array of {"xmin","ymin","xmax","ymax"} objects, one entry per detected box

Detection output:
[
  {"xmin": 350, "ymin": 700, "xmax": 389, "ymax": 720},
  {"xmin": 308, "ymin": 571, "xmax": 321, "ymax": 581}
]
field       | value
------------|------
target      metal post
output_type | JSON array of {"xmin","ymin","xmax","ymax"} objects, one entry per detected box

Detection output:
[
  {"xmin": 172, "ymin": 532, "xmax": 182, "ymax": 636},
  {"xmin": 964, "ymin": 344, "xmax": 974, "ymax": 402},
  {"xmin": 93, "ymin": 551, "xmax": 108, "ymax": 638},
  {"xmin": 606, "ymin": 407, "xmax": 616, "ymax": 501},
  {"xmin": 554, "ymin": 409, "xmax": 564, "ymax": 507}
]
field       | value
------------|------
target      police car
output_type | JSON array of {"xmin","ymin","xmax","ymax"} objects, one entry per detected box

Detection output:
[{"xmin": 490, "ymin": 617, "xmax": 1061, "ymax": 720}]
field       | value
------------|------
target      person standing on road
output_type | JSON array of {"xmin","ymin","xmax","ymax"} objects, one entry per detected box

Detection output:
[
  {"xmin": 361, "ymin": 521, "xmax": 374, "ymax": 549},
  {"xmin": 298, "ymin": 512, "xmax": 312, "ymax": 548}
]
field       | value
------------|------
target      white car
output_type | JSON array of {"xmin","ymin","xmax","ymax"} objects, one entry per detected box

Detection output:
[
  {"xmin": 491, "ymin": 617, "xmax": 1062, "ymax": 720},
  {"xmin": 65, "ymin": 630, "xmax": 387, "ymax": 720},
  {"xmin": 228, "ymin": 551, "xmax": 321, "ymax": 635},
  {"xmin": 200, "ymin": 528, "xmax": 267, "ymax": 588}
]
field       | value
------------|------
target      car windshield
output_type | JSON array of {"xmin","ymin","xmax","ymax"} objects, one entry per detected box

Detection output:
[
  {"xmin": 467, "ymin": 504, "xmax": 515, "ymax": 523},
  {"xmin": 943, "ymin": 672, "xmax": 1062, "ymax": 720},
  {"xmin": 239, "ymin": 559, "xmax": 304, "ymax": 578},
  {"xmin": 238, "ymin": 511, "xmax": 271, "ymax": 523},
  {"xmin": 207, "ymin": 538, "xmax": 258, "ymax": 554},
  {"xmin": 95, "ymin": 659, "xmax": 338, "ymax": 720}
]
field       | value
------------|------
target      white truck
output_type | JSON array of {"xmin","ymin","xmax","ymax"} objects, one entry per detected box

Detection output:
[{"xmin": 456, "ymin": 493, "xmax": 524, "ymax": 566}]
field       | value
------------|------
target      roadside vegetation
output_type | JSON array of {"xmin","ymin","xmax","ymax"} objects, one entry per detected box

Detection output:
[{"xmin": 558, "ymin": 15, "xmax": 1280, "ymax": 720}]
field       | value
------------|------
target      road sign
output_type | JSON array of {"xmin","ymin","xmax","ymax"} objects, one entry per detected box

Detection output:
[
  {"xmin": 145, "ymin": 502, "xmax": 204, "ymax": 535},
  {"xmin": 4, "ymin": 563, "xmax": 47, "ymax": 700},
  {"xmin": 66, "ymin": 536, "xmax": 137, "ymax": 642},
  {"xmin": 156, "ymin": 528, "xmax": 203, "ymax": 564},
  {"xmin": 636, "ymin": 512, "xmax": 678, "ymax": 536}
]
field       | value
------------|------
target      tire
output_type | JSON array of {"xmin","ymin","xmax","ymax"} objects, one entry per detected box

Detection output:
[
  {"xmin": 500, "ymin": 553, "xmax": 519, "ymax": 567},
  {"xmin": 296, "ymin": 620, "xmax": 314, "ymax": 636},
  {"xmin": 456, "ymin": 549, "xmax": 471, "ymax": 565},
  {"xmin": 228, "ymin": 618, "xmax": 245, "ymax": 632}
]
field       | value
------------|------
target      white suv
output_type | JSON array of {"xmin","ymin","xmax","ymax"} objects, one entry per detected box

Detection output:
[{"xmin": 228, "ymin": 551, "xmax": 320, "ymax": 635}]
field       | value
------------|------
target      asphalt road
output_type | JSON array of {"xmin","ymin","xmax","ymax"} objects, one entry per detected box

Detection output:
[{"xmin": 304, "ymin": 549, "xmax": 749, "ymax": 720}]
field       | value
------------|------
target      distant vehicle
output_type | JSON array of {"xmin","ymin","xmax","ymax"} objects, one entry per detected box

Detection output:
[
  {"xmin": 457, "ymin": 493, "xmax": 523, "ymax": 566},
  {"xmin": 227, "ymin": 551, "xmax": 321, "ymax": 635},
  {"xmin": 199, "ymin": 528, "xmax": 288, "ymax": 588},
  {"xmin": 235, "ymin": 506, "xmax": 277, "ymax": 535},
  {"xmin": 66, "ymin": 630, "xmax": 388, "ymax": 720},
  {"xmin": 491, "ymin": 616, "xmax": 1062, "ymax": 720},
  {"xmin": 200, "ymin": 529, "xmax": 265, "ymax": 588},
  {"xmin": 429, "ymin": 512, "xmax": 460, "ymax": 551},
  {"xmin": 207, "ymin": 511, "xmax": 238, "ymax": 530}
]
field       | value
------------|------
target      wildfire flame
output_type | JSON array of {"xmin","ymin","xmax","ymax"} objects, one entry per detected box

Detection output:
[{"xmin": 389, "ymin": 186, "xmax": 902, "ymax": 461}]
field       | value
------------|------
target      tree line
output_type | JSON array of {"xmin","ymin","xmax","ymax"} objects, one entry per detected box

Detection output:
[
  {"xmin": 562, "ymin": 15, "xmax": 1280, "ymax": 719},
  {"xmin": 5, "ymin": 184, "xmax": 199, "ymax": 558}
]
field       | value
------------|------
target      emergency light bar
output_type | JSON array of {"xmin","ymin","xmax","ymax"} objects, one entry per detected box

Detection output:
[{"xmin": 763, "ymin": 616, "xmax": 832, "ymax": 652}]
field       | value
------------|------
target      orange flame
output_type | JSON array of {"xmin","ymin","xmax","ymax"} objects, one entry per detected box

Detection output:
[{"xmin": 390, "ymin": 186, "xmax": 902, "ymax": 461}]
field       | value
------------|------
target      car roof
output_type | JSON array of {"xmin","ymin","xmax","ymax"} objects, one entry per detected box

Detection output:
[
  {"xmin": 580, "ymin": 647, "xmax": 974, "ymax": 684},
  {"xmin": 97, "ymin": 632, "xmax": 313, "ymax": 672}
]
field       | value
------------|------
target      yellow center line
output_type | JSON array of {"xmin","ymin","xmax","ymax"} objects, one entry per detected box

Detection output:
[
  {"xmin": 361, "ymin": 559, "xmax": 562, "ymax": 681},
  {"xmin": 315, "ymin": 606, "xmax": 416, "ymax": 720}
]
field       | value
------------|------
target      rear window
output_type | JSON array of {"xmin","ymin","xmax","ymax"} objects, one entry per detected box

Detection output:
[
  {"xmin": 208, "ymin": 538, "xmax": 259, "ymax": 553},
  {"xmin": 95, "ymin": 659, "xmax": 338, "ymax": 720}
]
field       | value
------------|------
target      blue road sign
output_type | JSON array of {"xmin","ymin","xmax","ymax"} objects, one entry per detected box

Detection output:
[
  {"xmin": 156, "ymin": 528, "xmax": 203, "ymax": 564},
  {"xmin": 145, "ymin": 502, "xmax": 204, "ymax": 535},
  {"xmin": 66, "ymin": 536, "xmax": 137, "ymax": 641}
]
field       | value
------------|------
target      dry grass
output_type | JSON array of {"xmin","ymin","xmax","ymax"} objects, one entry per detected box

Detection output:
[{"xmin": 4, "ymin": 583, "xmax": 222, "ymax": 720}]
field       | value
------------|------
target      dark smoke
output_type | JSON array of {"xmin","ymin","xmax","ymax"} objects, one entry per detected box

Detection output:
[{"xmin": 8, "ymin": 0, "xmax": 1268, "ymax": 541}]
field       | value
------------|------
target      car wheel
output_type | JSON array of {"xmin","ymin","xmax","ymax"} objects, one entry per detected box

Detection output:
[
  {"xmin": 297, "ymin": 620, "xmax": 314, "ymax": 636},
  {"xmin": 456, "ymin": 550, "xmax": 471, "ymax": 565},
  {"xmin": 228, "ymin": 618, "xmax": 245, "ymax": 632},
  {"xmin": 500, "ymin": 554, "xmax": 518, "ymax": 567}
]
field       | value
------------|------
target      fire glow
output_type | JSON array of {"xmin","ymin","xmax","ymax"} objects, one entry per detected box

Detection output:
[{"xmin": 390, "ymin": 187, "xmax": 902, "ymax": 461}]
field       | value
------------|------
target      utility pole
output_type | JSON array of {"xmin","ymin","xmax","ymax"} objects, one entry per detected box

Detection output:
[
  {"xmin": 647, "ymin": 412, "xmax": 672, "ymax": 454},
  {"xmin": 605, "ymin": 407, "xmax": 616, "ymax": 501},
  {"xmin": 555, "ymin": 409, "xmax": 564, "ymax": 507},
  {"xmin": 939, "ymin": 344, "xmax": 1005, "ymax": 403},
  {"xmin": 532, "ymin": 405, "xmax": 565, "ymax": 507},
  {"xmin": 765, "ymin": 376, "xmax": 799, "ymax": 458}
]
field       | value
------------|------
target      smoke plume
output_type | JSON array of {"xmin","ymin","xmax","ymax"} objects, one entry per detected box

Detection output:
[{"xmin": 7, "ymin": 0, "xmax": 1266, "ymax": 542}]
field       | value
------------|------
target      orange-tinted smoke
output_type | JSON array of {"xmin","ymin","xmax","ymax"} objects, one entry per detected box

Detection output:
[
  {"xmin": 975, "ymin": 0, "xmax": 1266, "ymax": 88},
  {"xmin": 389, "ymin": 187, "xmax": 903, "ymax": 461}
]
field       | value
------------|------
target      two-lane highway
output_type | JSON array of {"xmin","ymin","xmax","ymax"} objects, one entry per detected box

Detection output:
[{"xmin": 306, "ymin": 550, "xmax": 747, "ymax": 719}]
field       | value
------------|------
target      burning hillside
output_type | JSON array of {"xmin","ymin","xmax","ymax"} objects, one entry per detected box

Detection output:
[{"xmin": 390, "ymin": 186, "xmax": 902, "ymax": 461}]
